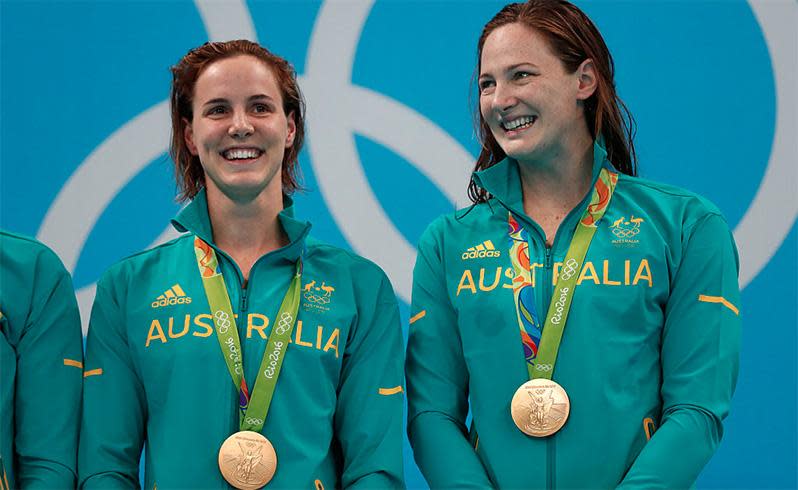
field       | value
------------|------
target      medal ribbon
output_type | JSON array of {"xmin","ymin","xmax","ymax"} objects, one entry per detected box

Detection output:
[
  {"xmin": 508, "ymin": 168, "xmax": 618, "ymax": 380},
  {"xmin": 193, "ymin": 237, "xmax": 302, "ymax": 432}
]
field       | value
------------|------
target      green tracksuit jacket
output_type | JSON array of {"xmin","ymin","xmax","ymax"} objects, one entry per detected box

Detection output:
[
  {"xmin": 79, "ymin": 191, "xmax": 405, "ymax": 489},
  {"xmin": 406, "ymin": 142, "xmax": 742, "ymax": 489},
  {"xmin": 0, "ymin": 230, "xmax": 84, "ymax": 489}
]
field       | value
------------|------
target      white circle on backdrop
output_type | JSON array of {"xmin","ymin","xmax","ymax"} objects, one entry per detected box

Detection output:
[
  {"xmin": 301, "ymin": 0, "xmax": 473, "ymax": 303},
  {"xmin": 36, "ymin": 0, "xmax": 796, "ymax": 333}
]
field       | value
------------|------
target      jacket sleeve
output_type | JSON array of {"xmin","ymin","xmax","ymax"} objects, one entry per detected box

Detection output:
[
  {"xmin": 405, "ymin": 227, "xmax": 494, "ymax": 489},
  {"xmin": 618, "ymin": 213, "xmax": 742, "ymax": 489},
  {"xmin": 14, "ymin": 249, "xmax": 83, "ymax": 488},
  {"xmin": 334, "ymin": 266, "xmax": 405, "ymax": 489},
  {"xmin": 79, "ymin": 274, "xmax": 146, "ymax": 489}
]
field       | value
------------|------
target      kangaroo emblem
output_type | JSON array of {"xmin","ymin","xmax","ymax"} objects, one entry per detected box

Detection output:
[{"xmin": 303, "ymin": 280, "xmax": 316, "ymax": 292}]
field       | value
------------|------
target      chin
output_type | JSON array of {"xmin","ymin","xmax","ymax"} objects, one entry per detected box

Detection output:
[
  {"xmin": 502, "ymin": 137, "xmax": 552, "ymax": 164},
  {"xmin": 210, "ymin": 177, "xmax": 269, "ymax": 200},
  {"xmin": 495, "ymin": 134, "xmax": 538, "ymax": 159},
  {"xmin": 501, "ymin": 145, "xmax": 538, "ymax": 162}
]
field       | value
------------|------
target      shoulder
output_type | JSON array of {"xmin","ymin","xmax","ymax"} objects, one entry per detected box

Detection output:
[
  {"xmin": 0, "ymin": 231, "xmax": 78, "ymax": 338},
  {"xmin": 0, "ymin": 230, "xmax": 73, "ymax": 293},
  {"xmin": 614, "ymin": 174, "xmax": 730, "ymax": 233},
  {"xmin": 96, "ymin": 233, "xmax": 192, "ymax": 287},
  {"xmin": 305, "ymin": 236, "xmax": 393, "ymax": 288},
  {"xmin": 0, "ymin": 229, "xmax": 69, "ymax": 272},
  {"xmin": 418, "ymin": 202, "xmax": 500, "ymax": 250}
]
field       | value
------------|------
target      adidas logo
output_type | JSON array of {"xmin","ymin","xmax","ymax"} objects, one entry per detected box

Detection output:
[
  {"xmin": 151, "ymin": 284, "xmax": 193, "ymax": 308},
  {"xmin": 461, "ymin": 240, "xmax": 501, "ymax": 260}
]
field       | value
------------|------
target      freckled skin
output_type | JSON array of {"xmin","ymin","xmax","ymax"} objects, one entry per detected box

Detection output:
[{"xmin": 478, "ymin": 23, "xmax": 591, "ymax": 167}]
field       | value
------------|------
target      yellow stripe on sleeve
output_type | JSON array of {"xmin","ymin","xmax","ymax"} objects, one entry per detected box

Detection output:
[
  {"xmin": 378, "ymin": 386, "xmax": 404, "ymax": 396},
  {"xmin": 643, "ymin": 417, "xmax": 657, "ymax": 441},
  {"xmin": 409, "ymin": 310, "xmax": 426, "ymax": 325},
  {"xmin": 63, "ymin": 358, "xmax": 83, "ymax": 369},
  {"xmin": 698, "ymin": 295, "xmax": 739, "ymax": 316},
  {"xmin": 83, "ymin": 368, "xmax": 103, "ymax": 378}
]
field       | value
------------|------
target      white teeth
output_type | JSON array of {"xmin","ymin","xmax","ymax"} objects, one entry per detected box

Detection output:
[
  {"xmin": 223, "ymin": 148, "xmax": 261, "ymax": 160},
  {"xmin": 502, "ymin": 116, "xmax": 536, "ymax": 131}
]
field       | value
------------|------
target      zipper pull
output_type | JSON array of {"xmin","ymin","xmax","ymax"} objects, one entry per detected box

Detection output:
[{"xmin": 241, "ymin": 288, "xmax": 249, "ymax": 314}]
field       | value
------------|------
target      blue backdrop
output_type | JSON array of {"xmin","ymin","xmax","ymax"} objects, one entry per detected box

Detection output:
[{"xmin": 1, "ymin": 1, "xmax": 796, "ymax": 488}]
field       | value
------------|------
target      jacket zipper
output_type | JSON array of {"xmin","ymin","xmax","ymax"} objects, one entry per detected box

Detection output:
[
  {"xmin": 542, "ymin": 246, "xmax": 556, "ymax": 490},
  {"xmin": 240, "ymin": 286, "xmax": 249, "ymax": 317},
  {"xmin": 497, "ymin": 172, "xmax": 596, "ymax": 490}
]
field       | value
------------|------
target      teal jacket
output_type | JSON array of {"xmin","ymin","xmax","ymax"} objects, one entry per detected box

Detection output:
[
  {"xmin": 406, "ymin": 143, "xmax": 742, "ymax": 489},
  {"xmin": 79, "ymin": 192, "xmax": 405, "ymax": 489},
  {"xmin": 0, "ymin": 230, "xmax": 84, "ymax": 489}
]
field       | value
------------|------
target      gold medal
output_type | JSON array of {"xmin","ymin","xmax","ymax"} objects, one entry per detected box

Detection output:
[
  {"xmin": 510, "ymin": 379, "xmax": 570, "ymax": 437},
  {"xmin": 218, "ymin": 431, "xmax": 277, "ymax": 489}
]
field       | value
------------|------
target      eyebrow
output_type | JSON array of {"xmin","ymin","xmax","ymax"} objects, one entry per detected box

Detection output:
[
  {"xmin": 202, "ymin": 94, "xmax": 276, "ymax": 106},
  {"xmin": 479, "ymin": 62, "xmax": 539, "ymax": 78}
]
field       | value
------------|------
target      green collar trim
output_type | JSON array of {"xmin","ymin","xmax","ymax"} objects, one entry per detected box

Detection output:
[
  {"xmin": 472, "ymin": 139, "xmax": 611, "ymax": 217},
  {"xmin": 171, "ymin": 189, "xmax": 311, "ymax": 262}
]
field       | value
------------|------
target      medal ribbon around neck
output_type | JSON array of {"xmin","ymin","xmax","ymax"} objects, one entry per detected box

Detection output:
[
  {"xmin": 507, "ymin": 168, "xmax": 618, "ymax": 380},
  {"xmin": 193, "ymin": 236, "xmax": 302, "ymax": 432}
]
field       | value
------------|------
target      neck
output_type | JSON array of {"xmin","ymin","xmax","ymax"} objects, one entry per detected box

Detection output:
[
  {"xmin": 206, "ymin": 184, "xmax": 288, "ymax": 281},
  {"xmin": 517, "ymin": 136, "xmax": 594, "ymax": 244}
]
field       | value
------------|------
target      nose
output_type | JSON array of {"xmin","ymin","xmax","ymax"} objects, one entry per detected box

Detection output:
[
  {"xmin": 228, "ymin": 110, "xmax": 254, "ymax": 139},
  {"xmin": 493, "ymin": 82, "xmax": 517, "ymax": 114}
]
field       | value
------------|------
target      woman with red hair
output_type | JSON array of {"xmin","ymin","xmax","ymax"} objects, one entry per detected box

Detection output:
[
  {"xmin": 406, "ymin": 1, "xmax": 741, "ymax": 487},
  {"xmin": 79, "ymin": 40, "xmax": 405, "ymax": 489}
]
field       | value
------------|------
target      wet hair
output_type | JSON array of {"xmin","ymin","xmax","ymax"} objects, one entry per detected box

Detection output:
[
  {"xmin": 169, "ymin": 39, "xmax": 305, "ymax": 201},
  {"xmin": 469, "ymin": 0, "xmax": 637, "ymax": 203}
]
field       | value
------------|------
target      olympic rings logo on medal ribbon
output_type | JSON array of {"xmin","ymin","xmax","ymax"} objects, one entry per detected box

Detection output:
[
  {"xmin": 559, "ymin": 258, "xmax": 580, "ymax": 282},
  {"xmin": 274, "ymin": 312, "xmax": 293, "ymax": 335},
  {"xmin": 215, "ymin": 310, "xmax": 231, "ymax": 334},
  {"xmin": 32, "ymin": 0, "xmax": 798, "ymax": 335},
  {"xmin": 535, "ymin": 364, "xmax": 553, "ymax": 372},
  {"xmin": 244, "ymin": 417, "xmax": 264, "ymax": 426}
]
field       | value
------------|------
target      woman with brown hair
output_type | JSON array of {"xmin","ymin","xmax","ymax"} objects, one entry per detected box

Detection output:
[
  {"xmin": 79, "ymin": 40, "xmax": 405, "ymax": 489},
  {"xmin": 406, "ymin": 1, "xmax": 741, "ymax": 487}
]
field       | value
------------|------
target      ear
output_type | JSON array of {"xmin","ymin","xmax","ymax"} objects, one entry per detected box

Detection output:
[
  {"xmin": 284, "ymin": 111, "xmax": 297, "ymax": 149},
  {"xmin": 575, "ymin": 58, "xmax": 598, "ymax": 101},
  {"xmin": 183, "ymin": 117, "xmax": 198, "ymax": 156}
]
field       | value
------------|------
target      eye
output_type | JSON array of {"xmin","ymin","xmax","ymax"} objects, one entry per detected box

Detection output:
[
  {"xmin": 206, "ymin": 106, "xmax": 227, "ymax": 116},
  {"xmin": 252, "ymin": 103, "xmax": 272, "ymax": 114},
  {"xmin": 513, "ymin": 71, "xmax": 532, "ymax": 80},
  {"xmin": 479, "ymin": 79, "xmax": 495, "ymax": 94}
]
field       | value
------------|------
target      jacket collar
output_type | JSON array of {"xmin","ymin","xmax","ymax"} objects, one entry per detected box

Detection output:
[
  {"xmin": 171, "ymin": 189, "xmax": 311, "ymax": 262},
  {"xmin": 472, "ymin": 139, "xmax": 612, "ymax": 219}
]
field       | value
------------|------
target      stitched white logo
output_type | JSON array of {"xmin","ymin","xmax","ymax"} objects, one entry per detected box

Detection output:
[{"xmin": 559, "ymin": 258, "xmax": 580, "ymax": 282}]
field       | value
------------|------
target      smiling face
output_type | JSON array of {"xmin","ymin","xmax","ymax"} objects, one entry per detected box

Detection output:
[
  {"xmin": 478, "ymin": 23, "xmax": 595, "ymax": 166},
  {"xmin": 184, "ymin": 55, "xmax": 296, "ymax": 202}
]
